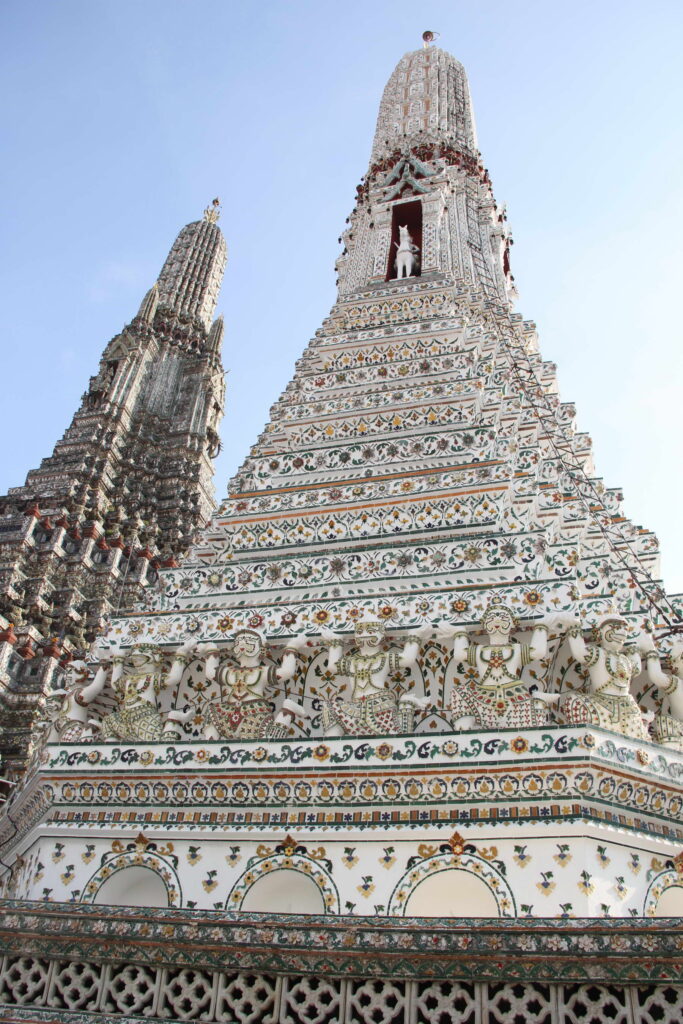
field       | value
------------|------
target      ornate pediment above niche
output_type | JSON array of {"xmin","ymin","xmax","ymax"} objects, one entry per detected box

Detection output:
[{"xmin": 384, "ymin": 155, "xmax": 434, "ymax": 200}]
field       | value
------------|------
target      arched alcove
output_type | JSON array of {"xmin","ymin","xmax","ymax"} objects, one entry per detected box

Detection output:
[
  {"xmin": 94, "ymin": 866, "xmax": 169, "ymax": 908},
  {"xmin": 652, "ymin": 885, "xmax": 683, "ymax": 917},
  {"xmin": 240, "ymin": 869, "xmax": 326, "ymax": 915},
  {"xmin": 388, "ymin": 851, "xmax": 515, "ymax": 918},
  {"xmin": 404, "ymin": 868, "xmax": 499, "ymax": 918}
]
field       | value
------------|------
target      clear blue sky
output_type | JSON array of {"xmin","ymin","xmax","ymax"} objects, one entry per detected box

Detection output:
[{"xmin": 1, "ymin": 0, "xmax": 682, "ymax": 594}]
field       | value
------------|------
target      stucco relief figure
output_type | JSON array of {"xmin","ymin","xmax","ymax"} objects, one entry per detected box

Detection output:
[
  {"xmin": 99, "ymin": 640, "xmax": 196, "ymax": 742},
  {"xmin": 26, "ymin": 658, "xmax": 108, "ymax": 765},
  {"xmin": 394, "ymin": 225, "xmax": 420, "ymax": 278},
  {"xmin": 203, "ymin": 630, "xmax": 307, "ymax": 741},
  {"xmin": 44, "ymin": 659, "xmax": 109, "ymax": 743},
  {"xmin": 639, "ymin": 632, "xmax": 683, "ymax": 752},
  {"xmin": 443, "ymin": 598, "xmax": 566, "ymax": 730},
  {"xmin": 318, "ymin": 621, "xmax": 429, "ymax": 737},
  {"xmin": 557, "ymin": 613, "xmax": 649, "ymax": 741}
]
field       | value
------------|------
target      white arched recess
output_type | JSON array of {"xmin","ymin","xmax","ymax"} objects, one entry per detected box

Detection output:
[
  {"xmin": 82, "ymin": 848, "xmax": 182, "ymax": 908},
  {"xmin": 404, "ymin": 868, "xmax": 500, "ymax": 917},
  {"xmin": 240, "ymin": 868, "xmax": 326, "ymax": 915},
  {"xmin": 651, "ymin": 884, "xmax": 683, "ymax": 917},
  {"xmin": 94, "ymin": 866, "xmax": 169, "ymax": 908},
  {"xmin": 228, "ymin": 853, "xmax": 340, "ymax": 915},
  {"xmin": 388, "ymin": 852, "xmax": 516, "ymax": 918}
]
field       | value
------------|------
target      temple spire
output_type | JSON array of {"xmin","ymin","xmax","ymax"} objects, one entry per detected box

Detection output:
[
  {"xmin": 0, "ymin": 208, "xmax": 228, "ymax": 772},
  {"xmin": 156, "ymin": 206, "xmax": 227, "ymax": 330},
  {"xmin": 336, "ymin": 42, "xmax": 510, "ymax": 301},
  {"xmin": 136, "ymin": 282, "xmax": 159, "ymax": 323},
  {"xmin": 370, "ymin": 44, "xmax": 478, "ymax": 164},
  {"xmin": 207, "ymin": 314, "xmax": 225, "ymax": 354}
]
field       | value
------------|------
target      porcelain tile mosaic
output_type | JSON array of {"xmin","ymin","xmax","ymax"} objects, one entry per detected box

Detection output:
[{"xmin": 1, "ymin": 36, "xmax": 682, "ymax": 1024}]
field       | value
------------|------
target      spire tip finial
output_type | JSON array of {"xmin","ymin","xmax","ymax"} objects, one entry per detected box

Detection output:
[{"xmin": 203, "ymin": 197, "xmax": 221, "ymax": 224}]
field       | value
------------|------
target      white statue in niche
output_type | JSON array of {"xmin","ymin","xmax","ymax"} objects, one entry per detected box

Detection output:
[
  {"xmin": 442, "ymin": 596, "xmax": 568, "ymax": 730},
  {"xmin": 394, "ymin": 225, "xmax": 420, "ymax": 278},
  {"xmin": 98, "ymin": 640, "xmax": 196, "ymax": 742},
  {"xmin": 203, "ymin": 629, "xmax": 307, "ymax": 741},
  {"xmin": 318, "ymin": 620, "xmax": 430, "ymax": 736},
  {"xmin": 639, "ymin": 632, "xmax": 683, "ymax": 752},
  {"xmin": 557, "ymin": 612, "xmax": 650, "ymax": 741}
]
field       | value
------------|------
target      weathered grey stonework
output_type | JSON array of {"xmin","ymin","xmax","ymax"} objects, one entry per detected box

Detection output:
[{"xmin": 0, "ymin": 210, "xmax": 227, "ymax": 772}]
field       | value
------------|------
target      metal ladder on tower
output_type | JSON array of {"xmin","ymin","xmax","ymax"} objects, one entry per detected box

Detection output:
[{"xmin": 465, "ymin": 184, "xmax": 498, "ymax": 297}]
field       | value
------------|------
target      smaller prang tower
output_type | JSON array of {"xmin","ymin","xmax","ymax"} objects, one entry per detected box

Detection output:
[{"xmin": 0, "ymin": 202, "xmax": 227, "ymax": 771}]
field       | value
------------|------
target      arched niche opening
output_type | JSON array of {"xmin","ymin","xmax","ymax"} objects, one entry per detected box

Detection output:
[
  {"xmin": 240, "ymin": 869, "xmax": 325, "ymax": 915},
  {"xmin": 94, "ymin": 866, "xmax": 169, "ymax": 908},
  {"xmin": 653, "ymin": 885, "xmax": 683, "ymax": 917},
  {"xmin": 404, "ymin": 868, "xmax": 499, "ymax": 918}
]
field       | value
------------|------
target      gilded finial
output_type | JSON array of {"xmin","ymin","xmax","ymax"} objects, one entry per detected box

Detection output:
[{"xmin": 203, "ymin": 197, "xmax": 221, "ymax": 224}]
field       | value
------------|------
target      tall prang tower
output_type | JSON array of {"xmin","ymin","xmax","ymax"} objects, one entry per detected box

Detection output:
[
  {"xmin": 336, "ymin": 42, "xmax": 513, "ymax": 302},
  {"xmin": 0, "ymin": 202, "xmax": 227, "ymax": 771},
  {"xmin": 0, "ymin": 41, "xmax": 681, "ymax": 1024},
  {"xmin": 104, "ymin": 42, "xmax": 676, "ymax": 648}
]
